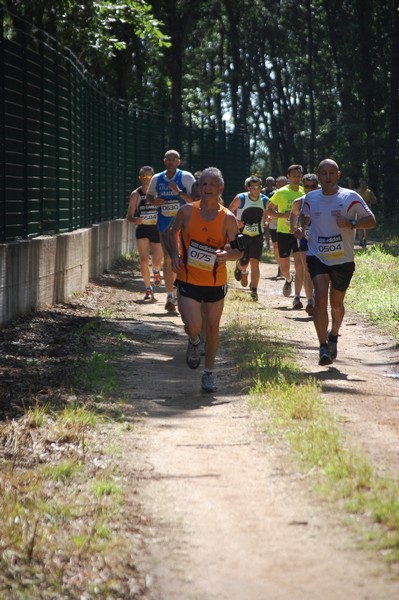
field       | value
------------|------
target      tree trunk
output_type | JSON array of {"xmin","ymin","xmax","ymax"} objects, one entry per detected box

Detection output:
[
  {"xmin": 356, "ymin": 0, "xmax": 378, "ymax": 186},
  {"xmin": 305, "ymin": 0, "xmax": 316, "ymax": 170},
  {"xmin": 383, "ymin": 0, "xmax": 399, "ymax": 216}
]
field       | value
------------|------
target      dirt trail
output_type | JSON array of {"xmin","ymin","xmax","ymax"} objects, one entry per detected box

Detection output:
[{"xmin": 109, "ymin": 256, "xmax": 399, "ymax": 600}]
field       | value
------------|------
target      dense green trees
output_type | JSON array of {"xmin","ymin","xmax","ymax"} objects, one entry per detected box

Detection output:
[
  {"xmin": 3, "ymin": 0, "xmax": 399, "ymax": 211},
  {"xmin": 150, "ymin": 0, "xmax": 399, "ymax": 212}
]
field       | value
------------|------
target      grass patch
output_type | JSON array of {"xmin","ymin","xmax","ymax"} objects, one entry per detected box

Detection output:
[
  {"xmin": 114, "ymin": 250, "xmax": 139, "ymax": 268},
  {"xmin": 0, "ymin": 401, "xmax": 139, "ymax": 597},
  {"xmin": 0, "ymin": 296, "xmax": 143, "ymax": 597},
  {"xmin": 224, "ymin": 288, "xmax": 399, "ymax": 563},
  {"xmin": 346, "ymin": 245, "xmax": 399, "ymax": 338},
  {"xmin": 73, "ymin": 320, "xmax": 128, "ymax": 396},
  {"xmin": 41, "ymin": 459, "xmax": 84, "ymax": 481},
  {"xmin": 75, "ymin": 350, "xmax": 117, "ymax": 394}
]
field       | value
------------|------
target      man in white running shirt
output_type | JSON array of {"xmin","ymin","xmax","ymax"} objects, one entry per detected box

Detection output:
[{"xmin": 299, "ymin": 159, "xmax": 376, "ymax": 366}]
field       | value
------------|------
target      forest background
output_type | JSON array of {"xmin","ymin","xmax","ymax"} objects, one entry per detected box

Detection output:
[{"xmin": 4, "ymin": 0, "xmax": 399, "ymax": 218}]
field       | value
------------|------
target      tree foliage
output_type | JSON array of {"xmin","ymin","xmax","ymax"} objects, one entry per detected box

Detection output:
[
  {"xmin": 3, "ymin": 0, "xmax": 399, "ymax": 212},
  {"xmin": 3, "ymin": 0, "xmax": 170, "ymax": 99}
]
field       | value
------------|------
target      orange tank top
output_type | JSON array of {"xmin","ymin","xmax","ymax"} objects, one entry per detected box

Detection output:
[{"xmin": 177, "ymin": 203, "xmax": 228, "ymax": 286}]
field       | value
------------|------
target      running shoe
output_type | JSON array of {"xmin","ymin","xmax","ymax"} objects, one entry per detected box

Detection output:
[
  {"xmin": 327, "ymin": 330, "xmax": 338, "ymax": 361},
  {"xmin": 282, "ymin": 276, "xmax": 293, "ymax": 297},
  {"xmin": 186, "ymin": 338, "xmax": 200, "ymax": 369},
  {"xmin": 292, "ymin": 295, "xmax": 303, "ymax": 309},
  {"xmin": 201, "ymin": 371, "xmax": 217, "ymax": 393},
  {"xmin": 319, "ymin": 344, "xmax": 332, "ymax": 366},
  {"xmin": 250, "ymin": 288, "xmax": 258, "ymax": 301},
  {"xmin": 165, "ymin": 297, "xmax": 176, "ymax": 312},
  {"xmin": 234, "ymin": 262, "xmax": 242, "ymax": 282},
  {"xmin": 153, "ymin": 270, "xmax": 161, "ymax": 286},
  {"xmin": 144, "ymin": 287, "xmax": 154, "ymax": 301},
  {"xmin": 241, "ymin": 271, "xmax": 249, "ymax": 287},
  {"xmin": 305, "ymin": 300, "xmax": 314, "ymax": 316}
]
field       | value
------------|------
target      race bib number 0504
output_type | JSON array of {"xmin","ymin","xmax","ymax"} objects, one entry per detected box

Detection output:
[{"xmin": 317, "ymin": 234, "xmax": 344, "ymax": 260}]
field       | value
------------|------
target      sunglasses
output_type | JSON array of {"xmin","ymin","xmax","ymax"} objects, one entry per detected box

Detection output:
[
  {"xmin": 140, "ymin": 174, "xmax": 152, "ymax": 179},
  {"xmin": 249, "ymin": 185, "xmax": 261, "ymax": 189},
  {"xmin": 303, "ymin": 184, "xmax": 317, "ymax": 189}
]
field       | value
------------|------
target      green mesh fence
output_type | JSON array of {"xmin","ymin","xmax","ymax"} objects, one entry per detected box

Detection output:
[{"xmin": 0, "ymin": 8, "xmax": 251, "ymax": 242}]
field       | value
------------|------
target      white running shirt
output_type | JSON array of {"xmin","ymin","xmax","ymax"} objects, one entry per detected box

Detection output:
[{"xmin": 301, "ymin": 187, "xmax": 374, "ymax": 265}]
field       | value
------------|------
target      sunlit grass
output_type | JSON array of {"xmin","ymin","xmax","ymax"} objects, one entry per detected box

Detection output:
[
  {"xmin": 224, "ymin": 285, "xmax": 399, "ymax": 562},
  {"xmin": 346, "ymin": 245, "xmax": 399, "ymax": 338},
  {"xmin": 41, "ymin": 460, "xmax": 84, "ymax": 481},
  {"xmin": 97, "ymin": 308, "xmax": 114, "ymax": 319},
  {"xmin": 75, "ymin": 350, "xmax": 117, "ymax": 394},
  {"xmin": 0, "ymin": 403, "xmax": 129, "ymax": 594},
  {"xmin": 0, "ymin": 297, "xmax": 132, "ymax": 596},
  {"xmin": 91, "ymin": 479, "xmax": 122, "ymax": 498}
]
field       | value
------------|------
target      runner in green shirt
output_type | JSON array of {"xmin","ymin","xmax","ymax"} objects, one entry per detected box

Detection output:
[{"xmin": 266, "ymin": 164, "xmax": 305, "ymax": 308}]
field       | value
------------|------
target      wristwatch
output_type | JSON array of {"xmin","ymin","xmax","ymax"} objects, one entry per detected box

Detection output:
[{"xmin": 349, "ymin": 219, "xmax": 357, "ymax": 229}]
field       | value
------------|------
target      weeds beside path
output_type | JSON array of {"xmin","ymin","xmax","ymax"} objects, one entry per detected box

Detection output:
[{"xmin": 1, "ymin": 254, "xmax": 399, "ymax": 599}]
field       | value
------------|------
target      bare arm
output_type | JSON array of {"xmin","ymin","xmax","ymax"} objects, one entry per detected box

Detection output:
[
  {"xmin": 336, "ymin": 214, "xmax": 377, "ymax": 230},
  {"xmin": 229, "ymin": 195, "xmax": 244, "ymax": 229},
  {"xmin": 215, "ymin": 212, "xmax": 243, "ymax": 266},
  {"xmin": 263, "ymin": 206, "xmax": 271, "ymax": 225},
  {"xmin": 163, "ymin": 205, "xmax": 192, "ymax": 272},
  {"xmin": 266, "ymin": 200, "xmax": 290, "ymax": 220},
  {"xmin": 146, "ymin": 192, "xmax": 164, "ymax": 207},
  {"xmin": 167, "ymin": 180, "xmax": 193, "ymax": 204},
  {"xmin": 369, "ymin": 190, "xmax": 378, "ymax": 205},
  {"xmin": 126, "ymin": 190, "xmax": 143, "ymax": 224},
  {"xmin": 289, "ymin": 198, "xmax": 302, "ymax": 232},
  {"xmin": 229, "ymin": 195, "xmax": 241, "ymax": 214},
  {"xmin": 146, "ymin": 176, "xmax": 163, "ymax": 206}
]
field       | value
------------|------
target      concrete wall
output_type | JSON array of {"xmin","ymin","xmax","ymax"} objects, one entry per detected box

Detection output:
[{"xmin": 0, "ymin": 219, "xmax": 136, "ymax": 329}]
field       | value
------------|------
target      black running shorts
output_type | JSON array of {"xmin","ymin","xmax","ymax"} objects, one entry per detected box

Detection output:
[
  {"xmin": 306, "ymin": 255, "xmax": 355, "ymax": 292},
  {"xmin": 176, "ymin": 280, "xmax": 228, "ymax": 303},
  {"xmin": 135, "ymin": 225, "xmax": 160, "ymax": 243},
  {"xmin": 269, "ymin": 229, "xmax": 278, "ymax": 243},
  {"xmin": 277, "ymin": 232, "xmax": 300, "ymax": 257},
  {"xmin": 239, "ymin": 233, "xmax": 264, "ymax": 266}
]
